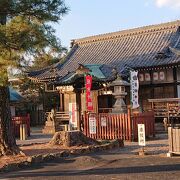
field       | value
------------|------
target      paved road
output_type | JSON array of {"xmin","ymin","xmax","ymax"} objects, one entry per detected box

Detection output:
[
  {"xmin": 1, "ymin": 138, "xmax": 180, "ymax": 180},
  {"xmin": 16, "ymin": 127, "xmax": 53, "ymax": 146},
  {"xmin": 16, "ymin": 133, "xmax": 52, "ymax": 146}
]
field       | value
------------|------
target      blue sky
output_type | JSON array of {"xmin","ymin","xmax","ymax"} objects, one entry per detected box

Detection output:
[{"xmin": 54, "ymin": 0, "xmax": 180, "ymax": 48}]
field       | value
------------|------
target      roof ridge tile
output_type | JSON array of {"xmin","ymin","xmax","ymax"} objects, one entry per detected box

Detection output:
[{"xmin": 73, "ymin": 20, "xmax": 180, "ymax": 45}]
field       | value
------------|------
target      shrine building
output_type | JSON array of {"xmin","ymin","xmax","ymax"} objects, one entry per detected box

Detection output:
[{"xmin": 28, "ymin": 20, "xmax": 180, "ymax": 133}]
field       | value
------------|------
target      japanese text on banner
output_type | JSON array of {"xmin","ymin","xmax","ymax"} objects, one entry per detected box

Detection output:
[
  {"xmin": 130, "ymin": 71, "xmax": 139, "ymax": 109},
  {"xmin": 85, "ymin": 75, "xmax": 93, "ymax": 111}
]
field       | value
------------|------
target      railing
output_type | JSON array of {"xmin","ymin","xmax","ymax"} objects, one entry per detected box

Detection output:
[
  {"xmin": 98, "ymin": 108, "xmax": 113, "ymax": 113},
  {"xmin": 55, "ymin": 112, "xmax": 70, "ymax": 123},
  {"xmin": 45, "ymin": 111, "xmax": 70, "ymax": 132},
  {"xmin": 45, "ymin": 111, "xmax": 70, "ymax": 122},
  {"xmin": 12, "ymin": 114, "xmax": 30, "ymax": 137}
]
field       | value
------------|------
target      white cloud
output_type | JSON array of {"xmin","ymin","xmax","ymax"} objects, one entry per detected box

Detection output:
[{"xmin": 155, "ymin": 0, "xmax": 180, "ymax": 9}]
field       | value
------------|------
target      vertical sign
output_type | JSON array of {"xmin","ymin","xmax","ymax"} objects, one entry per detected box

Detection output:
[
  {"xmin": 85, "ymin": 75, "xmax": 93, "ymax": 111},
  {"xmin": 89, "ymin": 114, "xmax": 96, "ymax": 134},
  {"xmin": 101, "ymin": 116, "xmax": 107, "ymax": 127},
  {"xmin": 153, "ymin": 72, "xmax": 159, "ymax": 81},
  {"xmin": 138, "ymin": 124, "xmax": 146, "ymax": 146},
  {"xmin": 69, "ymin": 103, "xmax": 77, "ymax": 128},
  {"xmin": 145, "ymin": 73, "xmax": 151, "ymax": 81},
  {"xmin": 159, "ymin": 71, "xmax": 165, "ymax": 80},
  {"xmin": 130, "ymin": 70, "xmax": 139, "ymax": 109}
]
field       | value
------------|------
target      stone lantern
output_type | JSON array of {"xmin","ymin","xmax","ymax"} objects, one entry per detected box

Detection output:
[{"xmin": 110, "ymin": 75, "xmax": 130, "ymax": 113}]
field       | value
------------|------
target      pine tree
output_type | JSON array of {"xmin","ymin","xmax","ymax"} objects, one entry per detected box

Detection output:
[{"xmin": 0, "ymin": 0, "xmax": 68, "ymax": 156}]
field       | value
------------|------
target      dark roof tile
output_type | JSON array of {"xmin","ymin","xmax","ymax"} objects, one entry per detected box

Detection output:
[{"xmin": 29, "ymin": 20, "xmax": 180, "ymax": 81}]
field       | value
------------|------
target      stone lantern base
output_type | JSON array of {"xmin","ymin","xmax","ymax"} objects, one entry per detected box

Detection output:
[{"xmin": 112, "ymin": 94, "xmax": 127, "ymax": 114}]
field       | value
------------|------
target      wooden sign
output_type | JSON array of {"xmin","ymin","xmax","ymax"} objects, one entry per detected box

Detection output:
[
  {"xmin": 101, "ymin": 116, "xmax": 107, "ymax": 127},
  {"xmin": 153, "ymin": 72, "xmax": 158, "ymax": 81},
  {"xmin": 89, "ymin": 115, "xmax": 96, "ymax": 134},
  {"xmin": 138, "ymin": 124, "xmax": 146, "ymax": 146},
  {"xmin": 139, "ymin": 73, "xmax": 144, "ymax": 82},
  {"xmin": 145, "ymin": 73, "xmax": 151, "ymax": 81},
  {"xmin": 69, "ymin": 103, "xmax": 77, "ymax": 128},
  {"xmin": 159, "ymin": 71, "xmax": 165, "ymax": 80}
]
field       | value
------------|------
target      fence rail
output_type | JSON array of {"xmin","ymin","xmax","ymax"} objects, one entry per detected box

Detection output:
[
  {"xmin": 83, "ymin": 110, "xmax": 155, "ymax": 141},
  {"xmin": 84, "ymin": 109, "xmax": 132, "ymax": 141}
]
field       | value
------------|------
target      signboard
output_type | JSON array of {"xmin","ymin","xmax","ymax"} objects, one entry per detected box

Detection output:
[
  {"xmin": 56, "ymin": 86, "xmax": 74, "ymax": 92},
  {"xmin": 139, "ymin": 73, "xmax": 144, "ymax": 82},
  {"xmin": 69, "ymin": 103, "xmax": 77, "ymax": 128},
  {"xmin": 85, "ymin": 75, "xmax": 93, "ymax": 111},
  {"xmin": 153, "ymin": 72, "xmax": 158, "ymax": 81},
  {"xmin": 145, "ymin": 73, "xmax": 151, "ymax": 81},
  {"xmin": 101, "ymin": 116, "xmax": 107, "ymax": 127},
  {"xmin": 130, "ymin": 70, "xmax": 139, "ymax": 109},
  {"xmin": 89, "ymin": 115, "xmax": 96, "ymax": 134},
  {"xmin": 138, "ymin": 124, "xmax": 146, "ymax": 146},
  {"xmin": 159, "ymin": 71, "xmax": 165, "ymax": 80}
]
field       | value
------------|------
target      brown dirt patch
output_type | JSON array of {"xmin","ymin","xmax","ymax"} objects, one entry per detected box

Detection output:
[
  {"xmin": 0, "ymin": 143, "xmax": 90, "ymax": 169},
  {"xmin": 0, "ymin": 155, "xmax": 27, "ymax": 169}
]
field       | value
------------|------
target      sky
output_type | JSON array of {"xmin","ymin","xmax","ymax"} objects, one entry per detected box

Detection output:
[{"xmin": 54, "ymin": 0, "xmax": 180, "ymax": 49}]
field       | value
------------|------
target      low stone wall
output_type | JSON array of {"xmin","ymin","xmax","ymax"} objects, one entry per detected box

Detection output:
[{"xmin": 0, "ymin": 139, "xmax": 123, "ymax": 173}]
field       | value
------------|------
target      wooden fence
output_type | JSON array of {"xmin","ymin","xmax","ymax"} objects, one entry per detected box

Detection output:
[
  {"xmin": 83, "ymin": 110, "xmax": 132, "ymax": 141},
  {"xmin": 12, "ymin": 114, "xmax": 30, "ymax": 137},
  {"xmin": 132, "ymin": 111, "xmax": 155, "ymax": 140},
  {"xmin": 168, "ymin": 126, "xmax": 180, "ymax": 154},
  {"xmin": 83, "ymin": 110, "xmax": 155, "ymax": 141}
]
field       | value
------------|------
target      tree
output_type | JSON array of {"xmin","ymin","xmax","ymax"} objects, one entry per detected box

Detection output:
[{"xmin": 0, "ymin": 0, "xmax": 68, "ymax": 156}]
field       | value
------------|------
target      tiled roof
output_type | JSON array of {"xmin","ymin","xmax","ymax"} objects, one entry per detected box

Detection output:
[
  {"xmin": 53, "ymin": 64, "xmax": 116, "ymax": 85},
  {"xmin": 29, "ymin": 20, "xmax": 180, "ymax": 81}
]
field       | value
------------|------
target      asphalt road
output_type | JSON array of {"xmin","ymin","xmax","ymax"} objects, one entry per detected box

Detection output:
[{"xmin": 1, "ymin": 147, "xmax": 180, "ymax": 180}]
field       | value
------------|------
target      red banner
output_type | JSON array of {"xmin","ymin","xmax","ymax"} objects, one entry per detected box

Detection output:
[{"xmin": 85, "ymin": 75, "xmax": 93, "ymax": 111}]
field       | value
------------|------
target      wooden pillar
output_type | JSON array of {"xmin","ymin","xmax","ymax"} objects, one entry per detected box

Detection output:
[
  {"xmin": 150, "ymin": 70, "xmax": 154, "ymax": 99},
  {"xmin": 59, "ymin": 93, "xmax": 64, "ymax": 111},
  {"xmin": 76, "ymin": 91, "xmax": 81, "ymax": 131},
  {"xmin": 173, "ymin": 67, "xmax": 178, "ymax": 98}
]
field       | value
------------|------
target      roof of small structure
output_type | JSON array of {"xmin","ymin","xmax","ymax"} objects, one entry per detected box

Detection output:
[
  {"xmin": 53, "ymin": 64, "xmax": 117, "ymax": 85},
  {"xmin": 9, "ymin": 87, "xmax": 23, "ymax": 102},
  {"xmin": 29, "ymin": 20, "xmax": 180, "ymax": 82}
]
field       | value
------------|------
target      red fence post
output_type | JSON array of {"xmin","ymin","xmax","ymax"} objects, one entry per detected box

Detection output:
[{"xmin": 127, "ymin": 108, "xmax": 132, "ymax": 141}]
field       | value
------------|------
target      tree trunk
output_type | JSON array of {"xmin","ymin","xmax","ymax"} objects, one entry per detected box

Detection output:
[{"xmin": 0, "ymin": 86, "xmax": 19, "ymax": 156}]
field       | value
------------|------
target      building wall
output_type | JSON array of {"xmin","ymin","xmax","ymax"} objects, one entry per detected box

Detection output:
[
  {"xmin": 64, "ymin": 93, "xmax": 76, "ymax": 112},
  {"xmin": 138, "ymin": 68, "xmax": 176, "ymax": 112}
]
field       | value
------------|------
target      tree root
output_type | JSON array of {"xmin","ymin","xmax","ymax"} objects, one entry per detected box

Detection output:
[{"xmin": 0, "ymin": 145, "xmax": 25, "ymax": 157}]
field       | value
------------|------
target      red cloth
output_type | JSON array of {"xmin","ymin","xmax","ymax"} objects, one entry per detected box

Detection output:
[{"xmin": 85, "ymin": 75, "xmax": 93, "ymax": 111}]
